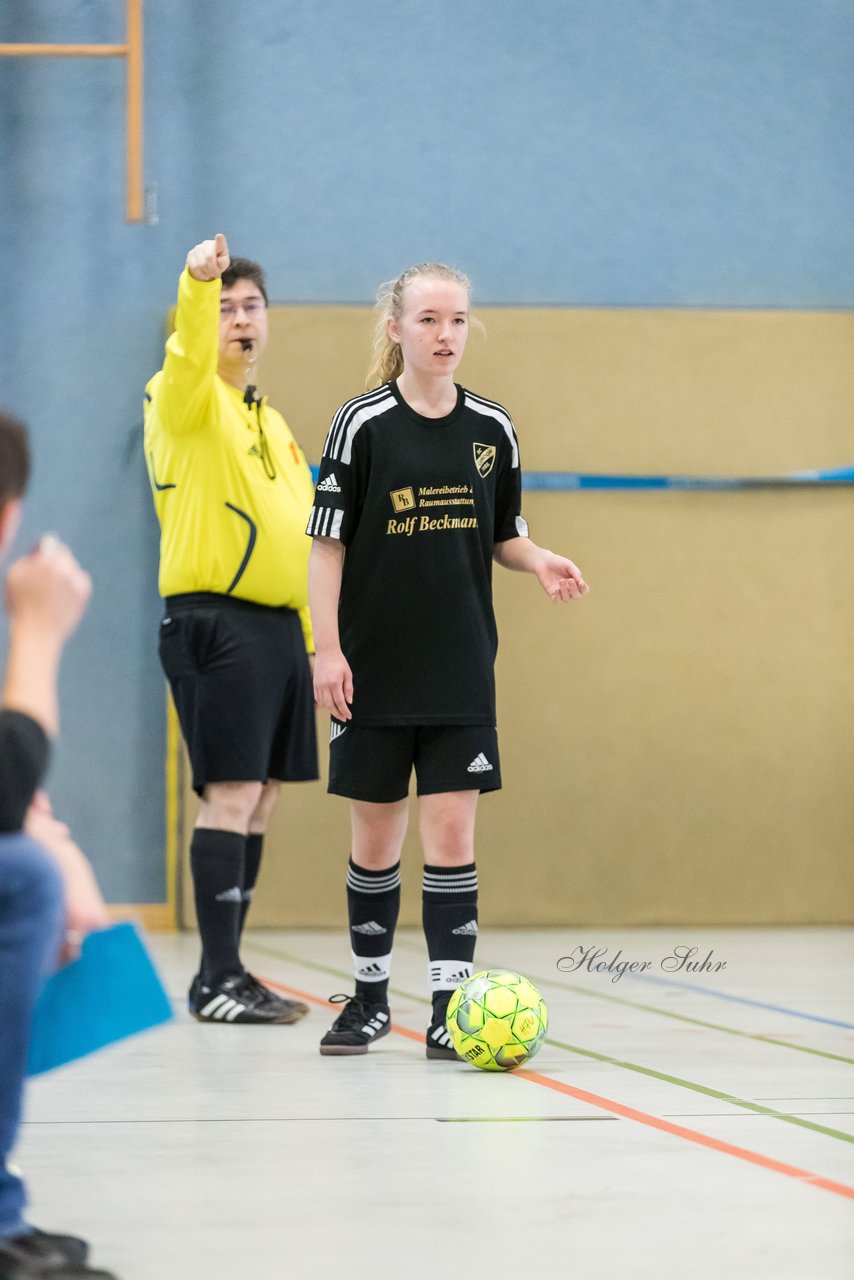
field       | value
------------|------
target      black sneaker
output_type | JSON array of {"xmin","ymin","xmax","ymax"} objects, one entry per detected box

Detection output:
[
  {"xmin": 7, "ymin": 1227, "xmax": 88, "ymax": 1266},
  {"xmin": 426, "ymin": 1020, "xmax": 459, "ymax": 1060},
  {"xmin": 189, "ymin": 972, "xmax": 303, "ymax": 1024},
  {"xmin": 0, "ymin": 1237, "xmax": 116, "ymax": 1278},
  {"xmin": 243, "ymin": 972, "xmax": 310, "ymax": 1022},
  {"xmin": 319, "ymin": 994, "xmax": 391, "ymax": 1055}
]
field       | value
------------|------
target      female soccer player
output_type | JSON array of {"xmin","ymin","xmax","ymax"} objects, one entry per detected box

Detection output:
[{"xmin": 307, "ymin": 263, "xmax": 588, "ymax": 1058}]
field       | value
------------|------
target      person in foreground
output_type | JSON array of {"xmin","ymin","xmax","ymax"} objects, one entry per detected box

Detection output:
[
  {"xmin": 0, "ymin": 409, "xmax": 117, "ymax": 1278},
  {"xmin": 307, "ymin": 263, "xmax": 589, "ymax": 1058},
  {"xmin": 144, "ymin": 234, "xmax": 318, "ymax": 1025}
]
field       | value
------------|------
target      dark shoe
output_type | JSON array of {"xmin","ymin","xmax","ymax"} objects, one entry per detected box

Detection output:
[
  {"xmin": 0, "ymin": 1236, "xmax": 116, "ymax": 1278},
  {"xmin": 243, "ymin": 972, "xmax": 309, "ymax": 1022},
  {"xmin": 189, "ymin": 972, "xmax": 302, "ymax": 1024},
  {"xmin": 8, "ymin": 1228, "xmax": 88, "ymax": 1266},
  {"xmin": 426, "ymin": 1020, "xmax": 459, "ymax": 1060},
  {"xmin": 319, "ymin": 994, "xmax": 391, "ymax": 1055}
]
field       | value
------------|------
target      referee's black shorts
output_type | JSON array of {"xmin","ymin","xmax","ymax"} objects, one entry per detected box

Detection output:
[{"xmin": 158, "ymin": 592, "xmax": 318, "ymax": 795}]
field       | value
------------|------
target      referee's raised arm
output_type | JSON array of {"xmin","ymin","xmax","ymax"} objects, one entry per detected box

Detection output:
[{"xmin": 152, "ymin": 234, "xmax": 232, "ymax": 436}]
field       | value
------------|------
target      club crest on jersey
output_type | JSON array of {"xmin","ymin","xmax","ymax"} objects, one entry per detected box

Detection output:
[
  {"xmin": 390, "ymin": 486, "xmax": 416, "ymax": 513},
  {"xmin": 473, "ymin": 443, "xmax": 496, "ymax": 477}
]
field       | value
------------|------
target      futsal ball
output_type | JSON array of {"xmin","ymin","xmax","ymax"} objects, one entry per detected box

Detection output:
[{"xmin": 446, "ymin": 970, "xmax": 548, "ymax": 1071}]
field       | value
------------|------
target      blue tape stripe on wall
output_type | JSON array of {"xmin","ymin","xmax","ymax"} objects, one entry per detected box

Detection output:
[{"xmin": 310, "ymin": 466, "xmax": 854, "ymax": 491}]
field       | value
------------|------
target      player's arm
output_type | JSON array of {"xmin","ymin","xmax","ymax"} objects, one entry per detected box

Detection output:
[
  {"xmin": 489, "ymin": 416, "xmax": 588, "ymax": 602},
  {"xmin": 2, "ymin": 539, "xmax": 92, "ymax": 739},
  {"xmin": 153, "ymin": 233, "xmax": 231, "ymax": 436},
  {"xmin": 308, "ymin": 536, "xmax": 353, "ymax": 720},
  {"xmin": 494, "ymin": 537, "xmax": 588, "ymax": 602}
]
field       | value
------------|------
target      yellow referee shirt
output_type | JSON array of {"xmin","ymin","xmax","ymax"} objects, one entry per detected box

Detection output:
[{"xmin": 144, "ymin": 270, "xmax": 314, "ymax": 650}]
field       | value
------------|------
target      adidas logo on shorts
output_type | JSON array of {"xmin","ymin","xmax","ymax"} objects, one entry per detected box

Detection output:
[
  {"xmin": 352, "ymin": 921, "xmax": 387, "ymax": 936},
  {"xmin": 316, "ymin": 472, "xmax": 342, "ymax": 493},
  {"xmin": 330, "ymin": 721, "xmax": 347, "ymax": 743},
  {"xmin": 466, "ymin": 753, "xmax": 493, "ymax": 773}
]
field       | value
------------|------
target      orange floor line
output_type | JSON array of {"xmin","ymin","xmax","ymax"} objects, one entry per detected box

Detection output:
[{"xmin": 261, "ymin": 974, "xmax": 854, "ymax": 1203}]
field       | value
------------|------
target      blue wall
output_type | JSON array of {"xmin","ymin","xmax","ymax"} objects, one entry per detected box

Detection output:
[{"xmin": 1, "ymin": 0, "xmax": 852, "ymax": 899}]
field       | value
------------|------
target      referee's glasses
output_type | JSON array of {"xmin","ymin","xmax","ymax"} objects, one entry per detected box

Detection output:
[{"xmin": 220, "ymin": 300, "xmax": 267, "ymax": 318}]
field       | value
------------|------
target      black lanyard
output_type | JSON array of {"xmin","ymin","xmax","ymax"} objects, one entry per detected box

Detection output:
[{"xmin": 244, "ymin": 386, "xmax": 277, "ymax": 480}]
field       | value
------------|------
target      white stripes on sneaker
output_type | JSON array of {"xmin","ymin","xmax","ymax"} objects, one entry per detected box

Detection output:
[
  {"xmin": 361, "ymin": 1010, "xmax": 390, "ymax": 1038},
  {"xmin": 422, "ymin": 869, "xmax": 478, "ymax": 895},
  {"xmin": 429, "ymin": 1022, "xmax": 454, "ymax": 1048},
  {"xmin": 198, "ymin": 993, "xmax": 248, "ymax": 1022},
  {"xmin": 348, "ymin": 864, "xmax": 401, "ymax": 895}
]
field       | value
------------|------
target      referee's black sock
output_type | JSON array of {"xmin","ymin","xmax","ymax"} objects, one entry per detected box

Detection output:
[
  {"xmin": 422, "ymin": 862, "xmax": 478, "ymax": 1024},
  {"xmin": 191, "ymin": 828, "xmax": 246, "ymax": 986},
  {"xmin": 348, "ymin": 857, "xmax": 400, "ymax": 1007},
  {"xmin": 239, "ymin": 832, "xmax": 264, "ymax": 937}
]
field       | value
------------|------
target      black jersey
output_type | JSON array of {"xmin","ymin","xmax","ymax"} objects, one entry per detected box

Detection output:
[
  {"xmin": 307, "ymin": 380, "xmax": 528, "ymax": 726},
  {"xmin": 0, "ymin": 709, "xmax": 49, "ymax": 832}
]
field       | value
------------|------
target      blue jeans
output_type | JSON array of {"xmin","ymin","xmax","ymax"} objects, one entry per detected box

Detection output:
[{"xmin": 0, "ymin": 834, "xmax": 64, "ymax": 1239}]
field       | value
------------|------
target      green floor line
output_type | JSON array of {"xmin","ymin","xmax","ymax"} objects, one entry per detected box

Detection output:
[
  {"xmin": 246, "ymin": 939, "xmax": 854, "ymax": 1148},
  {"xmin": 389, "ymin": 936, "xmax": 854, "ymax": 1068}
]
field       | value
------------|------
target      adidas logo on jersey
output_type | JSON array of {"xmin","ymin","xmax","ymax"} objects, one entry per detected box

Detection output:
[
  {"xmin": 352, "ymin": 921, "xmax": 387, "ymax": 936},
  {"xmin": 452, "ymin": 920, "xmax": 478, "ymax": 936},
  {"xmin": 330, "ymin": 721, "xmax": 347, "ymax": 743},
  {"xmin": 214, "ymin": 885, "xmax": 243, "ymax": 903},
  {"xmin": 316, "ymin": 472, "xmax": 342, "ymax": 493},
  {"xmin": 466, "ymin": 753, "xmax": 493, "ymax": 773}
]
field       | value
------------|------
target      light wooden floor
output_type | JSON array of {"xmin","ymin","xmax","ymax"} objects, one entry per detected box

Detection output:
[{"xmin": 17, "ymin": 927, "xmax": 854, "ymax": 1279}]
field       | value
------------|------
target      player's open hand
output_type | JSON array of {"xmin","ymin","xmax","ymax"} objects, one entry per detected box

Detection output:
[
  {"xmin": 186, "ymin": 233, "xmax": 230, "ymax": 282},
  {"xmin": 535, "ymin": 551, "xmax": 589, "ymax": 603},
  {"xmin": 313, "ymin": 648, "xmax": 354, "ymax": 721}
]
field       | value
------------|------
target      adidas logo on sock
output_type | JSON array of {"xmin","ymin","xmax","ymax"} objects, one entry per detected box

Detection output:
[
  {"xmin": 330, "ymin": 721, "xmax": 347, "ymax": 743},
  {"xmin": 356, "ymin": 961, "xmax": 386, "ymax": 977},
  {"xmin": 316, "ymin": 472, "xmax": 342, "ymax": 493},
  {"xmin": 215, "ymin": 886, "xmax": 243, "ymax": 903},
  {"xmin": 452, "ymin": 919, "xmax": 478, "ymax": 936},
  {"xmin": 352, "ymin": 921, "xmax": 387, "ymax": 935},
  {"xmin": 467, "ymin": 753, "xmax": 493, "ymax": 773}
]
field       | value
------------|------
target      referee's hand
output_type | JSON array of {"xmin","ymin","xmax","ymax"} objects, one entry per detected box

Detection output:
[
  {"xmin": 313, "ymin": 649, "xmax": 354, "ymax": 721},
  {"xmin": 186, "ymin": 233, "xmax": 230, "ymax": 282}
]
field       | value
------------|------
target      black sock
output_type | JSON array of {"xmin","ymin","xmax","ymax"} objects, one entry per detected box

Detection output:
[
  {"xmin": 239, "ymin": 833, "xmax": 264, "ymax": 936},
  {"xmin": 422, "ymin": 862, "xmax": 478, "ymax": 1024},
  {"xmin": 347, "ymin": 858, "xmax": 400, "ymax": 1006},
  {"xmin": 190, "ymin": 828, "xmax": 246, "ymax": 986}
]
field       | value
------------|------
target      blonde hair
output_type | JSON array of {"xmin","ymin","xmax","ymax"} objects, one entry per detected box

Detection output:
[{"xmin": 366, "ymin": 263, "xmax": 473, "ymax": 389}]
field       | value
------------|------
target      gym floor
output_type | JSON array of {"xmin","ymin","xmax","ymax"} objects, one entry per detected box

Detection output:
[{"xmin": 17, "ymin": 927, "xmax": 854, "ymax": 1279}]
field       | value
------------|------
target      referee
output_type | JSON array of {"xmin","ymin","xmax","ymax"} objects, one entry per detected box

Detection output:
[{"xmin": 144, "ymin": 234, "xmax": 318, "ymax": 1025}]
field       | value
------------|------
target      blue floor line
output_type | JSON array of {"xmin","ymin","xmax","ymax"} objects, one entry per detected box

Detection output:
[{"xmin": 629, "ymin": 974, "xmax": 854, "ymax": 1030}]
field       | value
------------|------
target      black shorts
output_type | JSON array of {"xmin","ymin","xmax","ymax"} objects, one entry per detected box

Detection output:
[
  {"xmin": 159, "ymin": 593, "xmax": 318, "ymax": 795},
  {"xmin": 327, "ymin": 721, "xmax": 501, "ymax": 804}
]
